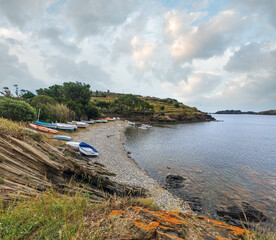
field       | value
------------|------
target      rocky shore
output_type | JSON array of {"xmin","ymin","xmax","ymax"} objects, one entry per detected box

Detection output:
[{"xmin": 74, "ymin": 120, "xmax": 189, "ymax": 212}]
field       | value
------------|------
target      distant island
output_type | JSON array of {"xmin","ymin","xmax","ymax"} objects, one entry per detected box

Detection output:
[{"xmin": 215, "ymin": 110, "xmax": 276, "ymax": 115}]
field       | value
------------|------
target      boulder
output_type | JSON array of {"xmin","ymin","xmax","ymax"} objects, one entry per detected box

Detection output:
[
  {"xmin": 165, "ymin": 174, "xmax": 186, "ymax": 188},
  {"xmin": 216, "ymin": 201, "xmax": 267, "ymax": 226}
]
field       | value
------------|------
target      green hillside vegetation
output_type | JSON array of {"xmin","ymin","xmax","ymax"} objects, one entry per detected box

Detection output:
[{"xmin": 0, "ymin": 83, "xmax": 213, "ymax": 123}]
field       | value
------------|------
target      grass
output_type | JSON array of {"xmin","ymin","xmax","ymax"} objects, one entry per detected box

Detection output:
[
  {"xmin": 0, "ymin": 178, "xmax": 4, "ymax": 184},
  {"xmin": 0, "ymin": 190, "xmax": 89, "ymax": 240},
  {"xmin": 0, "ymin": 117, "xmax": 44, "ymax": 141}
]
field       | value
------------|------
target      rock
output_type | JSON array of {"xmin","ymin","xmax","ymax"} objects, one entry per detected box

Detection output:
[
  {"xmin": 127, "ymin": 151, "xmax": 131, "ymax": 154},
  {"xmin": 165, "ymin": 174, "xmax": 186, "ymax": 188},
  {"xmin": 216, "ymin": 201, "xmax": 267, "ymax": 226}
]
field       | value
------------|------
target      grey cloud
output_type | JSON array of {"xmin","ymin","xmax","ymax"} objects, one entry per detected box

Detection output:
[
  {"xmin": 0, "ymin": 42, "xmax": 45, "ymax": 91},
  {"xmin": 45, "ymin": 55, "xmax": 112, "ymax": 91},
  {"xmin": 38, "ymin": 27, "xmax": 80, "ymax": 55},
  {"xmin": 64, "ymin": 0, "xmax": 138, "ymax": 38},
  {"xmin": 224, "ymin": 42, "xmax": 276, "ymax": 73},
  {"xmin": 0, "ymin": 0, "xmax": 51, "ymax": 29},
  {"xmin": 233, "ymin": 0, "xmax": 276, "ymax": 28}
]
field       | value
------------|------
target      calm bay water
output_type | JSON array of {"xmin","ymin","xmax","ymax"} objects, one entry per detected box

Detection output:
[{"xmin": 124, "ymin": 114, "xmax": 276, "ymax": 220}]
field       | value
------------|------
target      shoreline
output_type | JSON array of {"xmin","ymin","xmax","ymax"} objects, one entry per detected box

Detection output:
[{"xmin": 74, "ymin": 120, "xmax": 189, "ymax": 212}]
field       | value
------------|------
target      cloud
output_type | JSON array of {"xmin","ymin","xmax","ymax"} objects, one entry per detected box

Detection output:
[
  {"xmin": 163, "ymin": 71, "xmax": 222, "ymax": 102},
  {"xmin": 44, "ymin": 55, "xmax": 112, "ymax": 91},
  {"xmin": 0, "ymin": 0, "xmax": 53, "ymax": 29},
  {"xmin": 0, "ymin": 42, "xmax": 45, "ymax": 91},
  {"xmin": 164, "ymin": 9, "xmax": 246, "ymax": 61},
  {"xmin": 64, "ymin": 0, "xmax": 137, "ymax": 38},
  {"xmin": 38, "ymin": 27, "xmax": 80, "ymax": 55},
  {"xmin": 232, "ymin": 0, "xmax": 276, "ymax": 28},
  {"xmin": 224, "ymin": 42, "xmax": 276, "ymax": 73}
]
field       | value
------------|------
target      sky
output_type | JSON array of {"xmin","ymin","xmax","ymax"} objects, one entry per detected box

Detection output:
[{"xmin": 0, "ymin": 0, "xmax": 275, "ymax": 112}]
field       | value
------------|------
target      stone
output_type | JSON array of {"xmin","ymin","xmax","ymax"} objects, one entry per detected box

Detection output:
[
  {"xmin": 216, "ymin": 201, "xmax": 267, "ymax": 226},
  {"xmin": 165, "ymin": 174, "xmax": 186, "ymax": 188}
]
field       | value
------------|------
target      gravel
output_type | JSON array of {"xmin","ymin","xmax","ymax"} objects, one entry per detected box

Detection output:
[{"xmin": 74, "ymin": 120, "xmax": 190, "ymax": 212}]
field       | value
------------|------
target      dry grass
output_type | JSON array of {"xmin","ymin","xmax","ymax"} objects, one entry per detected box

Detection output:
[{"xmin": 0, "ymin": 118, "xmax": 28, "ymax": 139}]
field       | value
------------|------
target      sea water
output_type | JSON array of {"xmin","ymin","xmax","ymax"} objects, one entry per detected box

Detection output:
[{"xmin": 124, "ymin": 114, "xmax": 276, "ymax": 220}]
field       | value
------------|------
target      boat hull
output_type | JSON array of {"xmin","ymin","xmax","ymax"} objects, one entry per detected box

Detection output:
[{"xmin": 29, "ymin": 123, "xmax": 58, "ymax": 134}]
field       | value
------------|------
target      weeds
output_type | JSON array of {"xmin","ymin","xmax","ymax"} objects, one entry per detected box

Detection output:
[{"xmin": 0, "ymin": 178, "xmax": 4, "ymax": 184}]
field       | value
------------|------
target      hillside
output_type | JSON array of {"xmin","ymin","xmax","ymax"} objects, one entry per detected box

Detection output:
[
  {"xmin": 92, "ymin": 93, "xmax": 215, "ymax": 122},
  {"xmin": 258, "ymin": 110, "xmax": 276, "ymax": 115}
]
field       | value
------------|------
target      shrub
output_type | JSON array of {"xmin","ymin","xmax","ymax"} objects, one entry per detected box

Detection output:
[
  {"xmin": 0, "ymin": 98, "xmax": 36, "ymax": 121},
  {"xmin": 47, "ymin": 103, "xmax": 74, "ymax": 122},
  {"xmin": 159, "ymin": 105, "xmax": 165, "ymax": 111}
]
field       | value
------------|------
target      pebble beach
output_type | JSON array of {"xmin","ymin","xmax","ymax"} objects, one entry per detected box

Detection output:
[{"xmin": 74, "ymin": 120, "xmax": 188, "ymax": 212}]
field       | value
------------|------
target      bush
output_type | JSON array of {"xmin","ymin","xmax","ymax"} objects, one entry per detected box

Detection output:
[
  {"xmin": 159, "ymin": 105, "xmax": 165, "ymax": 111},
  {"xmin": 0, "ymin": 98, "xmax": 36, "ymax": 121},
  {"xmin": 85, "ymin": 102, "xmax": 100, "ymax": 119}
]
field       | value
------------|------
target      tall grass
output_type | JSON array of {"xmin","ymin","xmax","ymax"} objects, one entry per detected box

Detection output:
[
  {"xmin": 0, "ymin": 118, "xmax": 27, "ymax": 139},
  {"xmin": 0, "ymin": 191, "xmax": 89, "ymax": 240},
  {"xmin": 48, "ymin": 103, "xmax": 74, "ymax": 122}
]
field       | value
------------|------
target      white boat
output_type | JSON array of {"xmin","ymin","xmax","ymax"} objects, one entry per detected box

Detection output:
[
  {"xmin": 141, "ymin": 124, "xmax": 152, "ymax": 128},
  {"xmin": 66, "ymin": 142, "xmax": 80, "ymax": 147},
  {"xmin": 79, "ymin": 142, "xmax": 99, "ymax": 157},
  {"xmin": 81, "ymin": 120, "xmax": 95, "ymax": 124},
  {"xmin": 128, "ymin": 121, "xmax": 135, "ymax": 126},
  {"xmin": 94, "ymin": 120, "xmax": 103, "ymax": 123},
  {"xmin": 101, "ymin": 119, "xmax": 108, "ymax": 123},
  {"xmin": 69, "ymin": 121, "xmax": 88, "ymax": 128},
  {"xmin": 139, "ymin": 126, "xmax": 148, "ymax": 130},
  {"xmin": 56, "ymin": 123, "xmax": 77, "ymax": 131},
  {"xmin": 117, "ymin": 117, "xmax": 120, "ymax": 120}
]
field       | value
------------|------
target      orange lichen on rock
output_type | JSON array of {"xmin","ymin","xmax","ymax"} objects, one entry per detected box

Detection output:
[
  {"xmin": 109, "ymin": 210, "xmax": 125, "ymax": 216},
  {"xmin": 138, "ymin": 208, "xmax": 186, "ymax": 226},
  {"xmin": 199, "ymin": 216, "xmax": 249, "ymax": 236},
  {"xmin": 134, "ymin": 220, "xmax": 160, "ymax": 231},
  {"xmin": 216, "ymin": 237, "xmax": 231, "ymax": 240}
]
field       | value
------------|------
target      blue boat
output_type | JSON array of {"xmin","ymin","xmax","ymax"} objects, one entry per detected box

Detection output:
[
  {"xmin": 34, "ymin": 121, "xmax": 57, "ymax": 129},
  {"xmin": 53, "ymin": 135, "xmax": 72, "ymax": 141},
  {"xmin": 79, "ymin": 142, "xmax": 99, "ymax": 157}
]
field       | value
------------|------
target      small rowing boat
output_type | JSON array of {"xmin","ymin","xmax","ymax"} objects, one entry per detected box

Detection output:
[
  {"xmin": 68, "ymin": 121, "xmax": 88, "ymax": 128},
  {"xmin": 29, "ymin": 123, "xmax": 58, "ymax": 134},
  {"xmin": 79, "ymin": 142, "xmax": 99, "ymax": 157},
  {"xmin": 56, "ymin": 123, "xmax": 77, "ymax": 131},
  {"xmin": 53, "ymin": 135, "xmax": 72, "ymax": 141},
  {"xmin": 34, "ymin": 121, "xmax": 57, "ymax": 129},
  {"xmin": 141, "ymin": 124, "xmax": 152, "ymax": 128},
  {"xmin": 128, "ymin": 121, "xmax": 135, "ymax": 126},
  {"xmin": 66, "ymin": 142, "xmax": 80, "ymax": 147}
]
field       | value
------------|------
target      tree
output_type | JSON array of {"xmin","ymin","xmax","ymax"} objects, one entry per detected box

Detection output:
[
  {"xmin": 0, "ymin": 98, "xmax": 36, "ymax": 121},
  {"xmin": 85, "ymin": 102, "xmax": 100, "ymax": 119},
  {"xmin": 22, "ymin": 91, "xmax": 35, "ymax": 101},
  {"xmin": 160, "ymin": 105, "xmax": 165, "ymax": 111},
  {"xmin": 0, "ymin": 87, "xmax": 12, "ymax": 97},
  {"xmin": 63, "ymin": 82, "xmax": 91, "ymax": 105}
]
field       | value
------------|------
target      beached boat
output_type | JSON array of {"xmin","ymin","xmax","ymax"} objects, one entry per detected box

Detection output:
[
  {"xmin": 141, "ymin": 124, "xmax": 152, "ymax": 128},
  {"xmin": 81, "ymin": 120, "xmax": 95, "ymax": 124},
  {"xmin": 34, "ymin": 121, "xmax": 57, "ymax": 129},
  {"xmin": 93, "ymin": 120, "xmax": 102, "ymax": 123},
  {"xmin": 66, "ymin": 142, "xmax": 80, "ymax": 147},
  {"xmin": 29, "ymin": 123, "xmax": 58, "ymax": 134},
  {"xmin": 139, "ymin": 126, "xmax": 148, "ymax": 130},
  {"xmin": 53, "ymin": 135, "xmax": 72, "ymax": 141},
  {"xmin": 128, "ymin": 121, "xmax": 135, "ymax": 126},
  {"xmin": 79, "ymin": 142, "xmax": 99, "ymax": 157},
  {"xmin": 68, "ymin": 121, "xmax": 88, "ymax": 128},
  {"xmin": 101, "ymin": 119, "xmax": 108, "ymax": 123},
  {"xmin": 56, "ymin": 123, "xmax": 77, "ymax": 131}
]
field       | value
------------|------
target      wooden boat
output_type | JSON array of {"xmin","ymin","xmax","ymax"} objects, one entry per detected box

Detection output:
[
  {"xmin": 34, "ymin": 121, "xmax": 57, "ymax": 129},
  {"xmin": 56, "ymin": 123, "xmax": 77, "ymax": 131},
  {"xmin": 53, "ymin": 135, "xmax": 72, "ymax": 141},
  {"xmin": 29, "ymin": 123, "xmax": 58, "ymax": 134},
  {"xmin": 128, "ymin": 121, "xmax": 135, "ymax": 126},
  {"xmin": 79, "ymin": 142, "xmax": 99, "ymax": 157}
]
